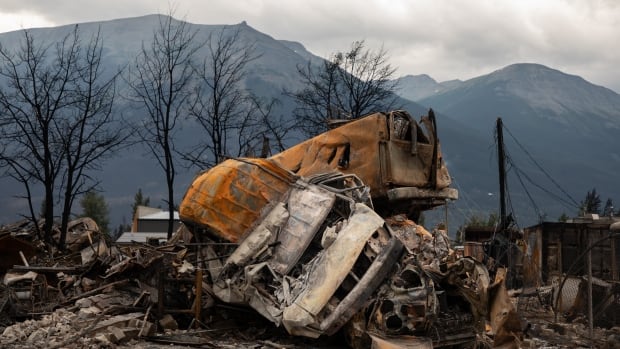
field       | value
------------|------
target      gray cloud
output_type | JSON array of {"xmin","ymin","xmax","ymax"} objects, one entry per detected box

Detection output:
[{"xmin": 1, "ymin": 0, "xmax": 619, "ymax": 91}]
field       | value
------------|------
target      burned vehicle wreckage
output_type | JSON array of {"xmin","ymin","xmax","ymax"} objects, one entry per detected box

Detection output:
[{"xmin": 179, "ymin": 110, "xmax": 521, "ymax": 348}]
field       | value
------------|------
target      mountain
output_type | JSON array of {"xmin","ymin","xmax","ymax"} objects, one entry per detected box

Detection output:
[
  {"xmin": 410, "ymin": 63, "xmax": 620, "ymax": 228},
  {"xmin": 395, "ymin": 74, "xmax": 462, "ymax": 101},
  {"xmin": 0, "ymin": 15, "xmax": 325, "ymax": 226},
  {"xmin": 0, "ymin": 15, "xmax": 443, "ymax": 230},
  {"xmin": 1, "ymin": 17, "xmax": 618, "ymax": 236}
]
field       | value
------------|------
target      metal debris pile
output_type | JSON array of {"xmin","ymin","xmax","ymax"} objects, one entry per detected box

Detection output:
[
  {"xmin": 0, "ymin": 217, "xmax": 207, "ymax": 347},
  {"xmin": 0, "ymin": 168, "xmax": 518, "ymax": 348},
  {"xmin": 4, "ymin": 110, "xmax": 616, "ymax": 348},
  {"xmin": 0, "ymin": 110, "xmax": 520, "ymax": 348},
  {"xmin": 177, "ymin": 156, "xmax": 523, "ymax": 348}
]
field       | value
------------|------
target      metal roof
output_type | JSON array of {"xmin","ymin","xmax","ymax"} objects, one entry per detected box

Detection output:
[
  {"xmin": 139, "ymin": 211, "xmax": 180, "ymax": 220},
  {"xmin": 116, "ymin": 232, "xmax": 169, "ymax": 243}
]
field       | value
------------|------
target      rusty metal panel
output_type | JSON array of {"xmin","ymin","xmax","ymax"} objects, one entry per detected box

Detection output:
[
  {"xmin": 522, "ymin": 227, "xmax": 543, "ymax": 287},
  {"xmin": 488, "ymin": 269, "xmax": 523, "ymax": 347},
  {"xmin": 270, "ymin": 113, "xmax": 386, "ymax": 195},
  {"xmin": 225, "ymin": 202, "xmax": 289, "ymax": 267},
  {"xmin": 179, "ymin": 158, "xmax": 297, "ymax": 242},
  {"xmin": 464, "ymin": 242, "xmax": 485, "ymax": 262},
  {"xmin": 386, "ymin": 140, "xmax": 431, "ymax": 187},
  {"xmin": 270, "ymin": 111, "xmax": 452, "ymax": 202}
]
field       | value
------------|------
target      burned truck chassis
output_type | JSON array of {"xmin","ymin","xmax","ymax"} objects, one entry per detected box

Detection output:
[
  {"xmin": 181, "ymin": 164, "xmax": 493, "ymax": 347},
  {"xmin": 174, "ymin": 110, "xmax": 522, "ymax": 348}
]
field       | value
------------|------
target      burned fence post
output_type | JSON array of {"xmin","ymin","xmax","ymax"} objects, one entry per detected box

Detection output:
[
  {"xmin": 157, "ymin": 260, "xmax": 165, "ymax": 320},
  {"xmin": 194, "ymin": 268, "xmax": 203, "ymax": 328}
]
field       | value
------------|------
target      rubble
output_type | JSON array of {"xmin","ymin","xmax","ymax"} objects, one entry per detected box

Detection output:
[
  {"xmin": 1, "ymin": 109, "xmax": 617, "ymax": 348},
  {"xmin": 177, "ymin": 153, "xmax": 524, "ymax": 347}
]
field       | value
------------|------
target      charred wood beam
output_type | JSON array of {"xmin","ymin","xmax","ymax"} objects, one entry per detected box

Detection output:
[
  {"xmin": 59, "ymin": 279, "xmax": 130, "ymax": 306},
  {"xmin": 11, "ymin": 265, "xmax": 85, "ymax": 273},
  {"xmin": 194, "ymin": 269, "xmax": 202, "ymax": 328}
]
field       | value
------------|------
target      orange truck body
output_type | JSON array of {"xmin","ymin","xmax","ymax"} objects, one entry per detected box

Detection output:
[
  {"xmin": 270, "ymin": 110, "xmax": 457, "ymax": 211},
  {"xmin": 179, "ymin": 158, "xmax": 297, "ymax": 242}
]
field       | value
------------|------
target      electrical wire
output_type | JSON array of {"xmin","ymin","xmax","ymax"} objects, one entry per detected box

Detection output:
[
  {"xmin": 502, "ymin": 125, "xmax": 580, "ymax": 207},
  {"xmin": 508, "ymin": 158, "xmax": 544, "ymax": 222},
  {"xmin": 451, "ymin": 177, "xmax": 485, "ymax": 215},
  {"xmin": 493, "ymin": 121, "xmax": 581, "ymax": 226}
]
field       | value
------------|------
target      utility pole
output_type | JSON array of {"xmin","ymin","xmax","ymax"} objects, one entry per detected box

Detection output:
[
  {"xmin": 496, "ymin": 117, "xmax": 507, "ymax": 231},
  {"xmin": 587, "ymin": 236, "xmax": 594, "ymax": 345},
  {"xmin": 496, "ymin": 117, "xmax": 513, "ymax": 287}
]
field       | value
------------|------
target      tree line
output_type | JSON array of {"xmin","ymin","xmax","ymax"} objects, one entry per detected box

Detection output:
[
  {"xmin": 574, "ymin": 188, "xmax": 618, "ymax": 217},
  {"xmin": 458, "ymin": 188, "xmax": 618, "ymax": 238},
  {"xmin": 0, "ymin": 13, "xmax": 400, "ymax": 247}
]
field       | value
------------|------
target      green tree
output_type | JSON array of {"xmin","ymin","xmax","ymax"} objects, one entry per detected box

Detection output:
[
  {"xmin": 558, "ymin": 212, "xmax": 569, "ymax": 222},
  {"xmin": 485, "ymin": 212, "xmax": 499, "ymax": 227},
  {"xmin": 461, "ymin": 212, "xmax": 499, "ymax": 228},
  {"xmin": 131, "ymin": 188, "xmax": 150, "ymax": 217},
  {"xmin": 579, "ymin": 188, "xmax": 601, "ymax": 215},
  {"xmin": 80, "ymin": 190, "xmax": 109, "ymax": 235},
  {"xmin": 456, "ymin": 212, "xmax": 499, "ymax": 244},
  {"xmin": 602, "ymin": 198, "xmax": 614, "ymax": 217}
]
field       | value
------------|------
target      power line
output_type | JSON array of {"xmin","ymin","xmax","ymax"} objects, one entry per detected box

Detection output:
[
  {"xmin": 508, "ymin": 158, "xmax": 544, "ymax": 221},
  {"xmin": 451, "ymin": 177, "xmax": 485, "ymax": 214},
  {"xmin": 502, "ymin": 125, "xmax": 580, "ymax": 207}
]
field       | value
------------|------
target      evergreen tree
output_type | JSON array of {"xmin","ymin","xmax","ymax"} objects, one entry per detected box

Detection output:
[
  {"xmin": 579, "ymin": 188, "xmax": 601, "ymax": 215},
  {"xmin": 558, "ymin": 213, "xmax": 569, "ymax": 222},
  {"xmin": 486, "ymin": 212, "xmax": 499, "ymax": 227},
  {"xmin": 80, "ymin": 191, "xmax": 110, "ymax": 235},
  {"xmin": 131, "ymin": 188, "xmax": 150, "ymax": 217},
  {"xmin": 602, "ymin": 198, "xmax": 614, "ymax": 217},
  {"xmin": 455, "ymin": 212, "xmax": 500, "ymax": 244}
]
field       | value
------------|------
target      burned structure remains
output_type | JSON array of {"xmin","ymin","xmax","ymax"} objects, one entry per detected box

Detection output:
[
  {"xmin": 1, "ymin": 110, "xmax": 529, "ymax": 348},
  {"xmin": 178, "ymin": 110, "xmax": 520, "ymax": 347}
]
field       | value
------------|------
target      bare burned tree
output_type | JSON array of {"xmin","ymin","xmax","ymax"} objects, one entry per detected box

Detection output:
[
  {"xmin": 0, "ymin": 26, "xmax": 126, "ymax": 248},
  {"xmin": 56, "ymin": 28, "xmax": 126, "ymax": 249},
  {"xmin": 186, "ymin": 27, "xmax": 259, "ymax": 168},
  {"xmin": 289, "ymin": 58, "xmax": 340, "ymax": 136},
  {"xmin": 289, "ymin": 40, "xmax": 399, "ymax": 136},
  {"xmin": 0, "ymin": 28, "xmax": 80, "ymax": 244},
  {"xmin": 240, "ymin": 96, "xmax": 297, "ymax": 157},
  {"xmin": 127, "ymin": 14, "xmax": 202, "ymax": 238}
]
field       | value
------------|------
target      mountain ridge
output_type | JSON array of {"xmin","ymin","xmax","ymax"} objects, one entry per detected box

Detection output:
[
  {"xmin": 406, "ymin": 62, "xmax": 620, "ymax": 228},
  {"xmin": 0, "ymin": 16, "xmax": 618, "ymax": 234}
]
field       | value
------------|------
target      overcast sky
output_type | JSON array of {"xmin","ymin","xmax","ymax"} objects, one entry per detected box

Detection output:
[{"xmin": 1, "ymin": 0, "xmax": 619, "ymax": 92}]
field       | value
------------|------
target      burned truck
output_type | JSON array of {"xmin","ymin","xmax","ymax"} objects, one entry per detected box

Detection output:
[
  {"xmin": 179, "ymin": 110, "xmax": 520, "ymax": 347},
  {"xmin": 269, "ymin": 109, "xmax": 457, "ymax": 218}
]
